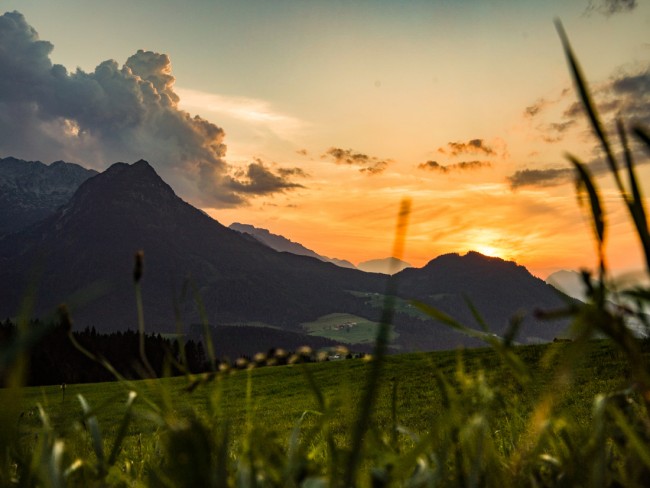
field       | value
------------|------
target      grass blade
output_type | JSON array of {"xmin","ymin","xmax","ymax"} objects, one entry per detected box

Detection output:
[
  {"xmin": 618, "ymin": 120, "xmax": 650, "ymax": 273},
  {"xmin": 342, "ymin": 198, "xmax": 410, "ymax": 487},
  {"xmin": 555, "ymin": 20, "xmax": 624, "ymax": 195},
  {"xmin": 568, "ymin": 155, "xmax": 606, "ymax": 278},
  {"xmin": 78, "ymin": 394, "xmax": 106, "ymax": 475},
  {"xmin": 107, "ymin": 391, "xmax": 138, "ymax": 466}
]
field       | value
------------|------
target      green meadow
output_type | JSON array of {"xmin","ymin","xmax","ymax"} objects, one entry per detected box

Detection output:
[{"xmin": 3, "ymin": 340, "xmax": 647, "ymax": 486}]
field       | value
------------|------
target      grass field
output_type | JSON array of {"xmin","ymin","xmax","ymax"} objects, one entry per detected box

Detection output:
[
  {"xmin": 11, "ymin": 340, "xmax": 632, "ymax": 436},
  {"xmin": 2, "ymin": 339, "xmax": 642, "ymax": 486}
]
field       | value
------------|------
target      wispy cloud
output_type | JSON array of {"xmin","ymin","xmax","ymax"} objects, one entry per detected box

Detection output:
[
  {"xmin": 418, "ymin": 160, "xmax": 492, "ymax": 173},
  {"xmin": 322, "ymin": 147, "xmax": 392, "ymax": 175},
  {"xmin": 437, "ymin": 139, "xmax": 495, "ymax": 157},
  {"xmin": 176, "ymin": 87, "xmax": 306, "ymax": 139},
  {"xmin": 507, "ymin": 167, "xmax": 573, "ymax": 189}
]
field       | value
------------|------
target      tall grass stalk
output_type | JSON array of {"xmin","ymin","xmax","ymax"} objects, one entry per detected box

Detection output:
[{"xmin": 343, "ymin": 197, "xmax": 410, "ymax": 487}]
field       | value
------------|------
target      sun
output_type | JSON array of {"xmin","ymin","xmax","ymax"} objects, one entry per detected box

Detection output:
[
  {"xmin": 462, "ymin": 228, "xmax": 514, "ymax": 260},
  {"xmin": 475, "ymin": 244, "xmax": 501, "ymax": 258}
]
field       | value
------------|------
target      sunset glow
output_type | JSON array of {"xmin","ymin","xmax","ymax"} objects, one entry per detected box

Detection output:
[{"xmin": 1, "ymin": 1, "xmax": 648, "ymax": 279}]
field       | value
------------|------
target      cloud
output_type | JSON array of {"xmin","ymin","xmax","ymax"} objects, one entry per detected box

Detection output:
[
  {"xmin": 437, "ymin": 139, "xmax": 495, "ymax": 156},
  {"xmin": 508, "ymin": 146, "xmax": 649, "ymax": 189},
  {"xmin": 322, "ymin": 147, "xmax": 391, "ymax": 174},
  {"xmin": 524, "ymin": 98, "xmax": 549, "ymax": 118},
  {"xmin": 418, "ymin": 160, "xmax": 492, "ymax": 173},
  {"xmin": 224, "ymin": 159, "xmax": 305, "ymax": 195},
  {"xmin": 586, "ymin": 0, "xmax": 637, "ymax": 16},
  {"xmin": 507, "ymin": 168, "xmax": 574, "ymax": 189},
  {"xmin": 0, "ymin": 11, "xmax": 303, "ymax": 207},
  {"xmin": 175, "ymin": 87, "xmax": 305, "ymax": 140},
  {"xmin": 528, "ymin": 61, "xmax": 650, "ymax": 145}
]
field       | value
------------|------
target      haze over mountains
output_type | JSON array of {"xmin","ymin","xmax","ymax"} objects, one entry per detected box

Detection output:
[
  {"xmin": 0, "ymin": 156, "xmax": 573, "ymax": 353},
  {"xmin": 229, "ymin": 222, "xmax": 411, "ymax": 274},
  {"xmin": 229, "ymin": 222, "xmax": 356, "ymax": 269}
]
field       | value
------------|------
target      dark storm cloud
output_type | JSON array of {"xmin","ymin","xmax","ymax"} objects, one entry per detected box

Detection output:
[
  {"xmin": 225, "ymin": 159, "xmax": 305, "ymax": 195},
  {"xmin": 586, "ymin": 0, "xmax": 637, "ymax": 16},
  {"xmin": 322, "ymin": 147, "xmax": 391, "ymax": 175},
  {"xmin": 438, "ymin": 139, "xmax": 495, "ymax": 156},
  {"xmin": 0, "ymin": 11, "xmax": 302, "ymax": 207},
  {"xmin": 418, "ymin": 160, "xmax": 492, "ymax": 173}
]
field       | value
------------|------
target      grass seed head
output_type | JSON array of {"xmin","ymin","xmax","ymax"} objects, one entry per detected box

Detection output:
[
  {"xmin": 297, "ymin": 345, "xmax": 313, "ymax": 358},
  {"xmin": 317, "ymin": 351, "xmax": 329, "ymax": 362}
]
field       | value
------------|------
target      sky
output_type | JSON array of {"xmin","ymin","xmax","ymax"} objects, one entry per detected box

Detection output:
[{"xmin": 0, "ymin": 0, "xmax": 648, "ymax": 279}]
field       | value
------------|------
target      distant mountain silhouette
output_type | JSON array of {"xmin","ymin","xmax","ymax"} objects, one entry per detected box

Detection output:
[
  {"xmin": 0, "ymin": 159, "xmax": 573, "ymax": 354},
  {"xmin": 229, "ymin": 222, "xmax": 356, "ymax": 269},
  {"xmin": 395, "ymin": 252, "xmax": 571, "ymax": 344},
  {"xmin": 546, "ymin": 270, "xmax": 588, "ymax": 300},
  {"xmin": 0, "ymin": 156, "xmax": 97, "ymax": 235},
  {"xmin": 358, "ymin": 257, "xmax": 412, "ymax": 274}
]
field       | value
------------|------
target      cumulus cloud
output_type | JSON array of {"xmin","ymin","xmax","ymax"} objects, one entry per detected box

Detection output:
[
  {"xmin": 322, "ymin": 147, "xmax": 391, "ymax": 174},
  {"xmin": 0, "ymin": 11, "xmax": 303, "ymax": 207},
  {"xmin": 418, "ymin": 160, "xmax": 492, "ymax": 173},
  {"xmin": 224, "ymin": 158, "xmax": 305, "ymax": 195},
  {"xmin": 437, "ymin": 139, "xmax": 495, "ymax": 157}
]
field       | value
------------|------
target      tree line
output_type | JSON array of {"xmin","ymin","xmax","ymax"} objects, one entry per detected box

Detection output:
[{"xmin": 0, "ymin": 319, "xmax": 208, "ymax": 386}]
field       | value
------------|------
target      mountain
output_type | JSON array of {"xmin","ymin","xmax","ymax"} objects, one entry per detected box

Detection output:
[
  {"xmin": 0, "ymin": 156, "xmax": 97, "ymax": 235},
  {"xmin": 0, "ymin": 160, "xmax": 383, "ymax": 334},
  {"xmin": 394, "ymin": 252, "xmax": 571, "ymax": 346},
  {"xmin": 0, "ymin": 159, "xmax": 573, "ymax": 354},
  {"xmin": 358, "ymin": 257, "xmax": 412, "ymax": 275},
  {"xmin": 546, "ymin": 270, "xmax": 588, "ymax": 300},
  {"xmin": 229, "ymin": 222, "xmax": 356, "ymax": 269}
]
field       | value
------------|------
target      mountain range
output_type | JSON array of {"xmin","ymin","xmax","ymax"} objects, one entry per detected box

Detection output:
[
  {"xmin": 0, "ymin": 157, "xmax": 572, "ymax": 353},
  {"xmin": 0, "ymin": 156, "xmax": 97, "ymax": 235}
]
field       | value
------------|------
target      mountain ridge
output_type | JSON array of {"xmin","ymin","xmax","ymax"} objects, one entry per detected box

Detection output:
[{"xmin": 229, "ymin": 222, "xmax": 357, "ymax": 269}]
